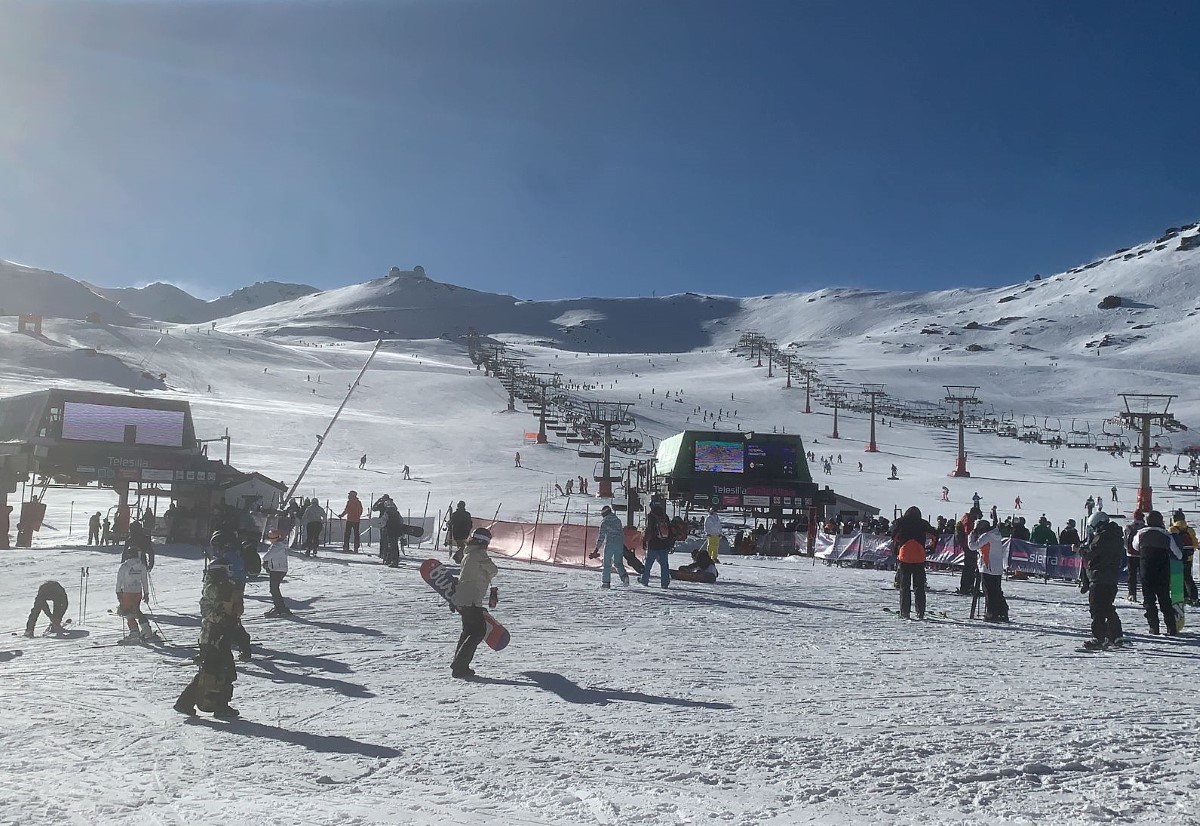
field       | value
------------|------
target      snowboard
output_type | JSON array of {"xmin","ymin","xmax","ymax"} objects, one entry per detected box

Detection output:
[
  {"xmin": 397, "ymin": 524, "xmax": 424, "ymax": 538},
  {"xmin": 419, "ymin": 558, "xmax": 509, "ymax": 651},
  {"xmin": 1170, "ymin": 555, "xmax": 1186, "ymax": 630}
]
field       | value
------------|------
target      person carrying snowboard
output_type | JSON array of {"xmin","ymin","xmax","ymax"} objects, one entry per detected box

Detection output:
[
  {"xmin": 210, "ymin": 530, "xmax": 253, "ymax": 660},
  {"xmin": 451, "ymin": 528, "xmax": 498, "ymax": 679},
  {"xmin": 25, "ymin": 580, "xmax": 68, "ymax": 637},
  {"xmin": 1169, "ymin": 509, "xmax": 1198, "ymax": 607},
  {"xmin": 891, "ymin": 506, "xmax": 936, "ymax": 620},
  {"xmin": 594, "ymin": 505, "xmax": 629, "ymax": 588},
  {"xmin": 262, "ymin": 529, "xmax": 292, "ymax": 617},
  {"xmin": 449, "ymin": 501, "xmax": 473, "ymax": 564},
  {"xmin": 1132, "ymin": 510, "xmax": 1182, "ymax": 635},
  {"xmin": 1078, "ymin": 511, "xmax": 1125, "ymax": 648},
  {"xmin": 968, "ymin": 519, "xmax": 1009, "ymax": 622},
  {"xmin": 174, "ymin": 558, "xmax": 242, "ymax": 718}
]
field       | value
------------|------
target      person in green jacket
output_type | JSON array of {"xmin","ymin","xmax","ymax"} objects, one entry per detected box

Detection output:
[{"xmin": 1030, "ymin": 516, "xmax": 1057, "ymax": 545}]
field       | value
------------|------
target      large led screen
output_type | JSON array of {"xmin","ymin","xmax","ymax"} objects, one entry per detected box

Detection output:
[
  {"xmin": 745, "ymin": 442, "xmax": 797, "ymax": 479},
  {"xmin": 61, "ymin": 402, "xmax": 186, "ymax": 447},
  {"xmin": 694, "ymin": 440, "xmax": 744, "ymax": 474}
]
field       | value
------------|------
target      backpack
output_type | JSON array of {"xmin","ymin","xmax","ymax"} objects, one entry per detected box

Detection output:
[
  {"xmin": 653, "ymin": 513, "xmax": 672, "ymax": 541},
  {"xmin": 1175, "ymin": 527, "xmax": 1195, "ymax": 556}
]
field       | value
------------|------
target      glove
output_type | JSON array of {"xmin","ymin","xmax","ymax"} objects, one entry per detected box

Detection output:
[{"xmin": 488, "ymin": 587, "xmax": 499, "ymax": 609}]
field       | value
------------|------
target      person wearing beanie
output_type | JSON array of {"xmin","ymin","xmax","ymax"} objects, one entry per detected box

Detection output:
[
  {"xmin": 968, "ymin": 519, "xmax": 1009, "ymax": 622},
  {"xmin": 1169, "ymin": 510, "xmax": 1198, "ymax": 607},
  {"xmin": 1058, "ymin": 519, "xmax": 1081, "ymax": 547},
  {"xmin": 1123, "ymin": 510, "xmax": 1146, "ymax": 602},
  {"xmin": 1030, "ymin": 516, "xmax": 1056, "ymax": 546},
  {"xmin": 451, "ymin": 527, "xmax": 498, "ymax": 679},
  {"xmin": 1079, "ymin": 511, "xmax": 1125, "ymax": 649},
  {"xmin": 639, "ymin": 500, "xmax": 674, "ymax": 589},
  {"xmin": 594, "ymin": 505, "xmax": 629, "ymax": 589},
  {"xmin": 1132, "ymin": 510, "xmax": 1182, "ymax": 635},
  {"xmin": 891, "ymin": 506, "xmax": 936, "ymax": 620}
]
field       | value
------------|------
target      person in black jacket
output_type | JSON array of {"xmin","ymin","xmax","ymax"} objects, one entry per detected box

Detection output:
[
  {"xmin": 1078, "ymin": 512, "xmax": 1125, "ymax": 649},
  {"xmin": 639, "ymin": 500, "xmax": 674, "ymax": 589},
  {"xmin": 449, "ymin": 501, "xmax": 473, "ymax": 564},
  {"xmin": 1058, "ymin": 519, "xmax": 1081, "ymax": 547},
  {"xmin": 1132, "ymin": 510, "xmax": 1181, "ymax": 635},
  {"xmin": 25, "ymin": 580, "xmax": 69, "ymax": 637},
  {"xmin": 891, "ymin": 506, "xmax": 936, "ymax": 619}
]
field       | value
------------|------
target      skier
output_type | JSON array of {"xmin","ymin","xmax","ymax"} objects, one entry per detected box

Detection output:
[
  {"xmin": 891, "ymin": 506, "xmax": 936, "ymax": 620},
  {"xmin": 1132, "ymin": 511, "xmax": 1181, "ymax": 635},
  {"xmin": 703, "ymin": 506, "xmax": 723, "ymax": 562},
  {"xmin": 1169, "ymin": 510, "xmax": 1198, "ymax": 606},
  {"xmin": 565, "ymin": 479, "xmax": 574, "ymax": 495},
  {"xmin": 639, "ymin": 499, "xmax": 674, "ymax": 589},
  {"xmin": 448, "ymin": 501, "xmax": 473, "ymax": 564},
  {"xmin": 381, "ymin": 497, "xmax": 405, "ymax": 566},
  {"xmin": 1078, "ymin": 511, "xmax": 1125, "ymax": 649},
  {"xmin": 302, "ymin": 498, "xmax": 326, "ymax": 556},
  {"xmin": 941, "ymin": 486, "xmax": 950, "ymax": 502},
  {"xmin": 514, "ymin": 451, "xmax": 521, "ymax": 468},
  {"xmin": 262, "ymin": 529, "xmax": 292, "ymax": 617},
  {"xmin": 451, "ymin": 527, "xmax": 498, "ymax": 679},
  {"xmin": 358, "ymin": 454, "xmax": 367, "ymax": 469},
  {"xmin": 593, "ymin": 504, "xmax": 630, "ymax": 588},
  {"xmin": 25, "ymin": 580, "xmax": 68, "ymax": 637},
  {"xmin": 1084, "ymin": 496, "xmax": 1095, "ymax": 518},
  {"xmin": 1083, "ymin": 461, "xmax": 1089, "ymax": 473},
  {"xmin": 889, "ymin": 464, "xmax": 898, "ymax": 479},
  {"xmin": 968, "ymin": 519, "xmax": 1009, "ymax": 622},
  {"xmin": 88, "ymin": 512, "xmax": 101, "ymax": 545},
  {"xmin": 971, "ymin": 492, "xmax": 982, "ymax": 510},
  {"xmin": 989, "ymin": 505, "xmax": 998, "ymax": 524},
  {"xmin": 174, "ymin": 557, "xmax": 242, "ymax": 718},
  {"xmin": 337, "ymin": 490, "xmax": 363, "ymax": 553},
  {"xmin": 403, "ymin": 465, "xmax": 411, "ymax": 480},
  {"xmin": 1014, "ymin": 496, "xmax": 1022, "ymax": 510},
  {"xmin": 115, "ymin": 545, "xmax": 154, "ymax": 641},
  {"xmin": 1110, "ymin": 486, "xmax": 1118, "ymax": 503},
  {"xmin": 1124, "ymin": 509, "xmax": 1145, "ymax": 602}
]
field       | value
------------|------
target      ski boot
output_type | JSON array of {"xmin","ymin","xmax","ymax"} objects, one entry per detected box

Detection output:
[
  {"xmin": 212, "ymin": 705, "xmax": 240, "ymax": 719},
  {"xmin": 173, "ymin": 700, "xmax": 196, "ymax": 716},
  {"xmin": 1082, "ymin": 638, "xmax": 1108, "ymax": 651}
]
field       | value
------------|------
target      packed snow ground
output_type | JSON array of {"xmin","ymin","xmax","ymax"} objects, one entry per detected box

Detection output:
[{"xmin": 4, "ymin": 539, "xmax": 1200, "ymax": 825}]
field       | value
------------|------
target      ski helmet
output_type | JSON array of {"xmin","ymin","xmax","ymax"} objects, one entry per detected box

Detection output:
[{"xmin": 1088, "ymin": 511, "xmax": 1109, "ymax": 531}]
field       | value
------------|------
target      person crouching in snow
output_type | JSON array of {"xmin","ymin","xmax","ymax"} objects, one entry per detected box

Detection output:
[
  {"xmin": 968, "ymin": 519, "xmax": 1009, "ymax": 622},
  {"xmin": 594, "ymin": 505, "xmax": 629, "ymax": 588},
  {"xmin": 116, "ymin": 545, "xmax": 154, "ymax": 641},
  {"xmin": 262, "ymin": 529, "xmax": 292, "ymax": 617},
  {"xmin": 451, "ymin": 528, "xmax": 498, "ymax": 680},
  {"xmin": 673, "ymin": 548, "xmax": 719, "ymax": 583}
]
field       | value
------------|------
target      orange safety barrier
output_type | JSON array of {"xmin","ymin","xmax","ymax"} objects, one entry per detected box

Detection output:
[{"xmin": 481, "ymin": 519, "xmax": 645, "ymax": 568}]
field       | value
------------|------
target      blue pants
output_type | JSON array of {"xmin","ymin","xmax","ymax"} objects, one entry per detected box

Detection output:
[
  {"xmin": 640, "ymin": 547, "xmax": 672, "ymax": 588},
  {"xmin": 602, "ymin": 544, "xmax": 628, "ymax": 585}
]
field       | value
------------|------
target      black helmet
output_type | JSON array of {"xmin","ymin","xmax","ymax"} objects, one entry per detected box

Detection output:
[
  {"xmin": 209, "ymin": 529, "xmax": 237, "ymax": 550},
  {"xmin": 1172, "ymin": 509, "xmax": 1186, "ymax": 523}
]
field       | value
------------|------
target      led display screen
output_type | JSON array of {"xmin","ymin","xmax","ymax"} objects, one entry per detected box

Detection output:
[
  {"xmin": 61, "ymin": 402, "xmax": 186, "ymax": 447},
  {"xmin": 745, "ymin": 442, "xmax": 797, "ymax": 479},
  {"xmin": 693, "ymin": 440, "xmax": 744, "ymax": 473}
]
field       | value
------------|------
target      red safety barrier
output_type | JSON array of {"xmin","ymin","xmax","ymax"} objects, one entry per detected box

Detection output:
[{"xmin": 480, "ymin": 519, "xmax": 645, "ymax": 568}]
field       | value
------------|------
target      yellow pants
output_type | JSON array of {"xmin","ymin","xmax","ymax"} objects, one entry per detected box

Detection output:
[{"xmin": 706, "ymin": 535, "xmax": 720, "ymax": 562}]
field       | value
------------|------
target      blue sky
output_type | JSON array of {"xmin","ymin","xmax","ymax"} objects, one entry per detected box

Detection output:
[{"xmin": 1, "ymin": 0, "xmax": 1197, "ymax": 300}]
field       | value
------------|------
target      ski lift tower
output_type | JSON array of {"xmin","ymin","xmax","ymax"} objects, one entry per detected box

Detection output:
[
  {"xmin": 800, "ymin": 364, "xmax": 817, "ymax": 414},
  {"xmin": 862, "ymin": 383, "xmax": 887, "ymax": 453},
  {"xmin": 944, "ymin": 385, "xmax": 981, "ymax": 477},
  {"xmin": 530, "ymin": 372, "xmax": 561, "ymax": 444},
  {"xmin": 780, "ymin": 353, "xmax": 795, "ymax": 389},
  {"xmin": 827, "ymin": 388, "xmax": 847, "ymax": 439},
  {"xmin": 584, "ymin": 400, "xmax": 635, "ymax": 497},
  {"xmin": 1119, "ymin": 394, "xmax": 1188, "ymax": 512}
]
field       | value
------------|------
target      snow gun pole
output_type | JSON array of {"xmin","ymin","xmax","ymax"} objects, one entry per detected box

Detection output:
[
  {"xmin": 284, "ymin": 339, "xmax": 383, "ymax": 503},
  {"xmin": 420, "ymin": 492, "xmax": 430, "ymax": 545}
]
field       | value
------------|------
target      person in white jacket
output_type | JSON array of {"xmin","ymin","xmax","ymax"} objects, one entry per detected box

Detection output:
[
  {"xmin": 968, "ymin": 519, "xmax": 1009, "ymax": 622},
  {"xmin": 451, "ymin": 527, "xmax": 498, "ymax": 679},
  {"xmin": 116, "ymin": 546, "xmax": 154, "ymax": 639},
  {"xmin": 593, "ymin": 505, "xmax": 629, "ymax": 588},
  {"xmin": 261, "ymin": 529, "xmax": 292, "ymax": 617},
  {"xmin": 703, "ymin": 507, "xmax": 724, "ymax": 562}
]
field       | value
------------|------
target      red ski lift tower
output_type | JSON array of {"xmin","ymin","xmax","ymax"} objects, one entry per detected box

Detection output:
[
  {"xmin": 530, "ymin": 372, "xmax": 561, "ymax": 444},
  {"xmin": 827, "ymin": 388, "xmax": 846, "ymax": 439},
  {"xmin": 801, "ymin": 365, "xmax": 816, "ymax": 414},
  {"xmin": 862, "ymin": 383, "xmax": 887, "ymax": 453},
  {"xmin": 584, "ymin": 400, "xmax": 635, "ymax": 497},
  {"xmin": 944, "ymin": 385, "xmax": 981, "ymax": 477},
  {"xmin": 1119, "ymin": 394, "xmax": 1188, "ymax": 512}
]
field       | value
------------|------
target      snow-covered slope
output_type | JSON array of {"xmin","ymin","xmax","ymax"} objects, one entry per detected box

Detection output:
[{"xmin": 89, "ymin": 280, "xmax": 320, "ymax": 324}]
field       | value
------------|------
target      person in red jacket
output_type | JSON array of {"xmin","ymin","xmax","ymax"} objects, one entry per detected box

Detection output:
[
  {"xmin": 891, "ymin": 506, "xmax": 936, "ymax": 619},
  {"xmin": 338, "ymin": 491, "xmax": 364, "ymax": 553}
]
